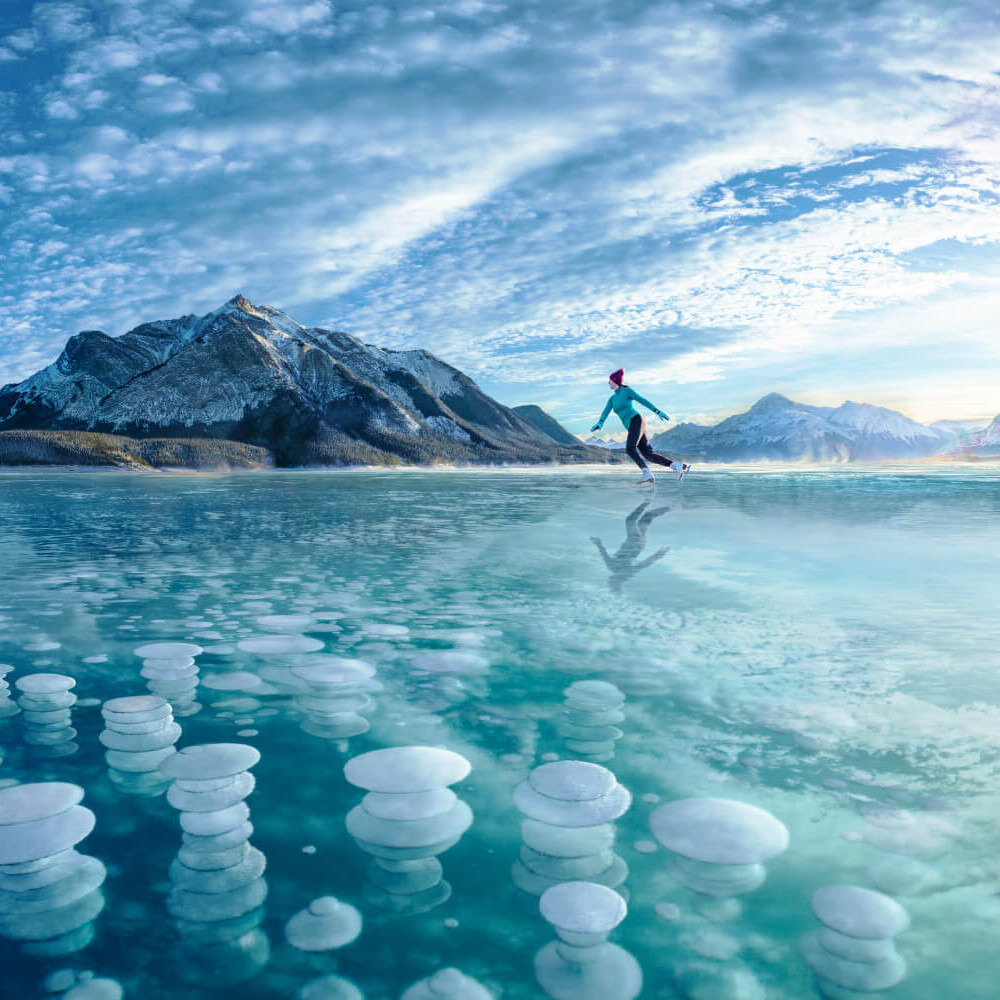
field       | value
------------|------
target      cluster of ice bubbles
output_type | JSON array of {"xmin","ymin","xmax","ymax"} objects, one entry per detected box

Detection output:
[
  {"xmin": 344, "ymin": 746, "xmax": 473, "ymax": 914},
  {"xmin": 648, "ymin": 797, "xmax": 791, "ymax": 996},
  {"xmin": 535, "ymin": 881, "xmax": 641, "ymax": 1000},
  {"xmin": 512, "ymin": 760, "xmax": 630, "ymax": 898},
  {"xmin": 557, "ymin": 681, "xmax": 625, "ymax": 762},
  {"xmin": 100, "ymin": 695, "xmax": 180, "ymax": 797},
  {"xmin": 400, "ymin": 967, "xmax": 494, "ymax": 999},
  {"xmin": 649, "ymin": 797, "xmax": 789, "ymax": 900},
  {"xmin": 236, "ymin": 633, "xmax": 324, "ymax": 693},
  {"xmin": 160, "ymin": 743, "xmax": 268, "ymax": 986},
  {"xmin": 0, "ymin": 782, "xmax": 106, "ymax": 955},
  {"xmin": 0, "ymin": 664, "xmax": 19, "ymax": 719},
  {"xmin": 135, "ymin": 642, "xmax": 203, "ymax": 718},
  {"xmin": 292, "ymin": 656, "xmax": 378, "ymax": 742},
  {"xmin": 799, "ymin": 885, "xmax": 909, "ymax": 997},
  {"xmin": 16, "ymin": 673, "xmax": 78, "ymax": 758}
]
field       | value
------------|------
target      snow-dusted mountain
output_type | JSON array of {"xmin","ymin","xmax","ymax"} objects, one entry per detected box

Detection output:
[
  {"xmin": 654, "ymin": 393, "xmax": 960, "ymax": 462},
  {"xmin": 826, "ymin": 401, "xmax": 952, "ymax": 459},
  {"xmin": 946, "ymin": 414, "xmax": 1000, "ymax": 456},
  {"xmin": 0, "ymin": 296, "xmax": 609, "ymax": 467},
  {"xmin": 584, "ymin": 435, "xmax": 624, "ymax": 450}
]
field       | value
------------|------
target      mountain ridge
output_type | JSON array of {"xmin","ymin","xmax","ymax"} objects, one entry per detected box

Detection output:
[{"xmin": 0, "ymin": 296, "xmax": 614, "ymax": 468}]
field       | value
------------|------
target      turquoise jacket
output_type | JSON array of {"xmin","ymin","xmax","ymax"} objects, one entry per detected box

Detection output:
[{"xmin": 593, "ymin": 385, "xmax": 666, "ymax": 431}]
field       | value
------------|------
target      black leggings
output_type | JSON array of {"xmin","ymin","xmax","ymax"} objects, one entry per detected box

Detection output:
[{"xmin": 626, "ymin": 414, "xmax": 674, "ymax": 470}]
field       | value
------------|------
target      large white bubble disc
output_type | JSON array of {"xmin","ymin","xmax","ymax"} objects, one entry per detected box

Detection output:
[
  {"xmin": 649, "ymin": 798, "xmax": 789, "ymax": 865},
  {"xmin": 160, "ymin": 743, "xmax": 260, "ymax": 781},
  {"xmin": 540, "ymin": 881, "xmax": 627, "ymax": 940},
  {"xmin": 134, "ymin": 642, "xmax": 202, "ymax": 659},
  {"xmin": 344, "ymin": 747, "xmax": 471, "ymax": 793},
  {"xmin": 811, "ymin": 885, "xmax": 910, "ymax": 939}
]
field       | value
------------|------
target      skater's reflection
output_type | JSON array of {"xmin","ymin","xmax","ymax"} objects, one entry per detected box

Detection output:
[{"xmin": 591, "ymin": 500, "xmax": 671, "ymax": 595}]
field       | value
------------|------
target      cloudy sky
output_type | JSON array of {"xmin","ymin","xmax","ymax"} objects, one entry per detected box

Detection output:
[{"xmin": 1, "ymin": 0, "xmax": 998, "ymax": 435}]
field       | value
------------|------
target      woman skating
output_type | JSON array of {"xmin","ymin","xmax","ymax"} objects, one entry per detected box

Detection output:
[{"xmin": 591, "ymin": 368, "xmax": 690, "ymax": 483}]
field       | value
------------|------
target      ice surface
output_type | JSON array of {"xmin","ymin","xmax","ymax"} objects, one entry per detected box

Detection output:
[{"xmin": 1, "ymin": 468, "xmax": 998, "ymax": 998}]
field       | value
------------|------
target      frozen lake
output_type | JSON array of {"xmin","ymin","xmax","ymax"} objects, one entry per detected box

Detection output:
[{"xmin": 0, "ymin": 466, "xmax": 998, "ymax": 999}]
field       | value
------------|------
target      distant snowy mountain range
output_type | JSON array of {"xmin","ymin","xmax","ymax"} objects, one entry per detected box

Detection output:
[
  {"xmin": 0, "ymin": 295, "xmax": 608, "ymax": 467},
  {"xmin": 590, "ymin": 393, "xmax": 998, "ymax": 462}
]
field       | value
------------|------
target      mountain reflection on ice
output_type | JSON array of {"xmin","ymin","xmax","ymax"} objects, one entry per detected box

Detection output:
[{"xmin": 0, "ymin": 466, "xmax": 998, "ymax": 999}]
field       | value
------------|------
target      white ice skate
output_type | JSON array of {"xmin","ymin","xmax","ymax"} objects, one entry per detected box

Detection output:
[
  {"xmin": 636, "ymin": 468, "xmax": 655, "ymax": 485},
  {"xmin": 675, "ymin": 462, "xmax": 690, "ymax": 482}
]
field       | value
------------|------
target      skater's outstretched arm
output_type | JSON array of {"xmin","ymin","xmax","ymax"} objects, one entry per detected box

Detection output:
[
  {"xmin": 627, "ymin": 387, "xmax": 669, "ymax": 421},
  {"xmin": 589, "ymin": 536, "xmax": 616, "ymax": 571},
  {"xmin": 590, "ymin": 396, "xmax": 614, "ymax": 432}
]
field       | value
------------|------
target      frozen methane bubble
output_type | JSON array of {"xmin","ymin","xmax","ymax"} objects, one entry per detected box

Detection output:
[
  {"xmin": 344, "ymin": 746, "xmax": 473, "ymax": 914},
  {"xmin": 297, "ymin": 974, "xmax": 365, "ymax": 1000},
  {"xmin": 0, "ymin": 665, "xmax": 19, "ymax": 719},
  {"xmin": 61, "ymin": 978, "xmax": 124, "ymax": 1000},
  {"xmin": 400, "ymin": 968, "xmax": 493, "ymax": 1000},
  {"xmin": 534, "ymin": 881, "xmax": 642, "ymax": 1000},
  {"xmin": 800, "ymin": 886, "xmax": 909, "ymax": 995},
  {"xmin": 101, "ymin": 696, "xmax": 180, "ymax": 797},
  {"xmin": 284, "ymin": 896, "xmax": 362, "ymax": 951},
  {"xmin": 159, "ymin": 743, "xmax": 268, "ymax": 986},
  {"xmin": 136, "ymin": 642, "xmax": 203, "ymax": 718},
  {"xmin": 649, "ymin": 798, "xmax": 788, "ymax": 898},
  {"xmin": 557, "ymin": 681, "xmax": 625, "ymax": 762},
  {"xmin": 512, "ymin": 761, "xmax": 631, "ymax": 897},
  {"xmin": 0, "ymin": 782, "xmax": 106, "ymax": 956},
  {"xmin": 292, "ymin": 658, "xmax": 377, "ymax": 741},
  {"xmin": 16, "ymin": 673, "xmax": 78, "ymax": 758}
]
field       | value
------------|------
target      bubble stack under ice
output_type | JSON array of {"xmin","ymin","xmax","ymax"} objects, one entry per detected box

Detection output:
[
  {"xmin": 0, "ymin": 664, "xmax": 19, "ymax": 719},
  {"xmin": 534, "ymin": 881, "xmax": 642, "ymax": 1000},
  {"xmin": 135, "ymin": 642, "xmax": 203, "ymax": 718},
  {"xmin": 400, "ymin": 968, "xmax": 494, "ymax": 1000},
  {"xmin": 512, "ymin": 760, "xmax": 631, "ymax": 898},
  {"xmin": 159, "ymin": 743, "xmax": 268, "ymax": 986},
  {"xmin": 284, "ymin": 895, "xmax": 362, "ymax": 952},
  {"xmin": 0, "ymin": 782, "xmax": 106, "ymax": 956},
  {"xmin": 344, "ymin": 746, "xmax": 473, "ymax": 915},
  {"xmin": 16, "ymin": 673, "xmax": 78, "ymax": 758},
  {"xmin": 100, "ymin": 695, "xmax": 181, "ymax": 797},
  {"xmin": 648, "ymin": 797, "xmax": 789, "ymax": 900},
  {"xmin": 557, "ymin": 681, "xmax": 625, "ymax": 762},
  {"xmin": 799, "ymin": 885, "xmax": 909, "ymax": 997},
  {"xmin": 291, "ymin": 657, "xmax": 377, "ymax": 741}
]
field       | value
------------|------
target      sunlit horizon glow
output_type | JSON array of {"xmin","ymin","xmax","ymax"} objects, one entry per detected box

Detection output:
[{"xmin": 1, "ymin": 0, "xmax": 998, "ymax": 433}]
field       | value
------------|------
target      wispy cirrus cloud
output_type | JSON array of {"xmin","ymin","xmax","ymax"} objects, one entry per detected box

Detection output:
[{"xmin": 0, "ymin": 0, "xmax": 998, "ymax": 426}]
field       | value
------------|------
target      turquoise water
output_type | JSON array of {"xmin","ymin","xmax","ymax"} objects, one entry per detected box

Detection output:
[{"xmin": 0, "ymin": 466, "xmax": 998, "ymax": 999}]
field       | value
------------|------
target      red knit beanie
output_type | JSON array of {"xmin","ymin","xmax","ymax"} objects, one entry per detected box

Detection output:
[{"xmin": 609, "ymin": 368, "xmax": 625, "ymax": 386}]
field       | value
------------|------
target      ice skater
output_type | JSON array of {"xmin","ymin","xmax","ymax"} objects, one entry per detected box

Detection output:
[
  {"xmin": 591, "ymin": 499, "xmax": 672, "ymax": 596},
  {"xmin": 590, "ymin": 369, "xmax": 690, "ymax": 484}
]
